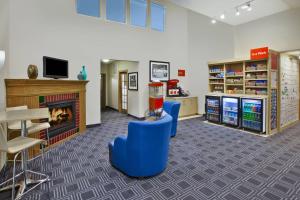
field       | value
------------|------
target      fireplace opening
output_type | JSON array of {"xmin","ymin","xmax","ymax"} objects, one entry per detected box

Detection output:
[
  {"xmin": 50, "ymin": 106, "xmax": 73, "ymax": 127},
  {"xmin": 47, "ymin": 100, "xmax": 76, "ymax": 138}
]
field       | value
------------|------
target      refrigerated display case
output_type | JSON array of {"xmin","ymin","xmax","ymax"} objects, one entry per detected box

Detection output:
[
  {"xmin": 222, "ymin": 96, "xmax": 240, "ymax": 127},
  {"xmin": 241, "ymin": 98, "xmax": 266, "ymax": 133},
  {"xmin": 206, "ymin": 95, "xmax": 221, "ymax": 123}
]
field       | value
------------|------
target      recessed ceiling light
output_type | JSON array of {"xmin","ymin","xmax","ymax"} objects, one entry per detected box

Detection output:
[
  {"xmin": 220, "ymin": 14, "xmax": 225, "ymax": 19},
  {"xmin": 211, "ymin": 19, "xmax": 217, "ymax": 24},
  {"xmin": 236, "ymin": 9, "xmax": 240, "ymax": 16},
  {"xmin": 247, "ymin": 5, "xmax": 252, "ymax": 11},
  {"xmin": 102, "ymin": 59, "xmax": 110, "ymax": 63}
]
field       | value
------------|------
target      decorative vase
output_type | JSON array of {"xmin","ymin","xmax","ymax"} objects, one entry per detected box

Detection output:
[
  {"xmin": 81, "ymin": 66, "xmax": 87, "ymax": 80},
  {"xmin": 77, "ymin": 71, "xmax": 83, "ymax": 80},
  {"xmin": 27, "ymin": 64, "xmax": 38, "ymax": 79}
]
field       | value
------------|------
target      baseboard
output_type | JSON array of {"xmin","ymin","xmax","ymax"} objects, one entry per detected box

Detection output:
[
  {"xmin": 105, "ymin": 106, "xmax": 118, "ymax": 111},
  {"xmin": 86, "ymin": 123, "xmax": 101, "ymax": 128}
]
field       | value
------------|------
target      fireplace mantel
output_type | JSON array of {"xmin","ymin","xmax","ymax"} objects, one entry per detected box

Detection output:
[{"xmin": 5, "ymin": 79, "xmax": 88, "ymax": 156}]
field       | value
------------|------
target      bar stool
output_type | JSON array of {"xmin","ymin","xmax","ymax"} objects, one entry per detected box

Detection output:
[
  {"xmin": 0, "ymin": 123, "xmax": 49, "ymax": 200},
  {"xmin": 6, "ymin": 106, "xmax": 51, "ymax": 147}
]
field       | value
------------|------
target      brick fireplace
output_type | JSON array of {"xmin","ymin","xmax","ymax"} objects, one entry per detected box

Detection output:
[
  {"xmin": 39, "ymin": 93, "xmax": 80, "ymax": 145},
  {"xmin": 5, "ymin": 79, "xmax": 88, "ymax": 157}
]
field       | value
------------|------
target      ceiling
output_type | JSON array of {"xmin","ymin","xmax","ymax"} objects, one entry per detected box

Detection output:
[{"xmin": 169, "ymin": 0, "xmax": 300, "ymax": 25}]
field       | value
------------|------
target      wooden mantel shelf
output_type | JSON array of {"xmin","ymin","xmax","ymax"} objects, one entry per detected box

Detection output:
[
  {"xmin": 5, "ymin": 79, "xmax": 89, "ymax": 97},
  {"xmin": 5, "ymin": 79, "xmax": 88, "ymax": 158}
]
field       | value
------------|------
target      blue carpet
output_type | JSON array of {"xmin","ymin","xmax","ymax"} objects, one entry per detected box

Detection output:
[{"xmin": 1, "ymin": 108, "xmax": 300, "ymax": 199}]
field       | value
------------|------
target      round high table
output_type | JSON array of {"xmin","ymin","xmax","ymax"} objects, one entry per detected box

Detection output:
[{"xmin": 0, "ymin": 108, "xmax": 49, "ymax": 199}]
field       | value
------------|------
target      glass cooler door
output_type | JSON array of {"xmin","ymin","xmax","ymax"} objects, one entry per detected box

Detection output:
[
  {"xmin": 241, "ymin": 98, "xmax": 265, "ymax": 133},
  {"xmin": 222, "ymin": 97, "xmax": 240, "ymax": 127},
  {"xmin": 206, "ymin": 96, "xmax": 221, "ymax": 123}
]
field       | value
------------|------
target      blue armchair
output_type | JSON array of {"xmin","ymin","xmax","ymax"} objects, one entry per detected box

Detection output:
[
  {"xmin": 108, "ymin": 114, "xmax": 173, "ymax": 177},
  {"xmin": 163, "ymin": 101, "xmax": 181, "ymax": 137}
]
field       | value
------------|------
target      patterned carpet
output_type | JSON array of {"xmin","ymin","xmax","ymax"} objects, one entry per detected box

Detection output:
[{"xmin": 1, "ymin": 108, "xmax": 300, "ymax": 200}]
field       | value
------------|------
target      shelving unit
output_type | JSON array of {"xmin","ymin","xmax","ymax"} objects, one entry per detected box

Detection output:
[
  {"xmin": 207, "ymin": 49, "xmax": 281, "ymax": 135},
  {"xmin": 208, "ymin": 64, "xmax": 225, "ymax": 93},
  {"xmin": 225, "ymin": 62, "xmax": 244, "ymax": 94},
  {"xmin": 208, "ymin": 59, "xmax": 268, "ymax": 96}
]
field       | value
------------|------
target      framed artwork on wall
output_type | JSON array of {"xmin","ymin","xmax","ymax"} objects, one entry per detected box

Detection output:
[
  {"xmin": 149, "ymin": 60, "xmax": 170, "ymax": 82},
  {"xmin": 128, "ymin": 72, "xmax": 138, "ymax": 91}
]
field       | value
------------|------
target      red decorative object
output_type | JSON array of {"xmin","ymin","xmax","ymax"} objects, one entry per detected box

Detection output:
[
  {"xmin": 271, "ymin": 52, "xmax": 279, "ymax": 70},
  {"xmin": 250, "ymin": 47, "xmax": 269, "ymax": 60},
  {"xmin": 178, "ymin": 69, "xmax": 185, "ymax": 77},
  {"xmin": 148, "ymin": 82, "xmax": 164, "ymax": 116}
]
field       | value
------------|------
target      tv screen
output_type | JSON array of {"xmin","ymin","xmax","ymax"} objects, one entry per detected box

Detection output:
[{"xmin": 43, "ymin": 56, "xmax": 68, "ymax": 79}]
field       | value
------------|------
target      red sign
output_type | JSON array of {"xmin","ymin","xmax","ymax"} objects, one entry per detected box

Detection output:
[
  {"xmin": 178, "ymin": 69, "xmax": 185, "ymax": 77},
  {"xmin": 250, "ymin": 47, "xmax": 269, "ymax": 60}
]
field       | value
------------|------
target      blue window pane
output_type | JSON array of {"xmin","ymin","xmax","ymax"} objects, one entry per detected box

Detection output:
[
  {"xmin": 151, "ymin": 2, "xmax": 165, "ymax": 32},
  {"xmin": 77, "ymin": 0, "xmax": 100, "ymax": 17},
  {"xmin": 130, "ymin": 0, "xmax": 147, "ymax": 27},
  {"xmin": 106, "ymin": 0, "xmax": 126, "ymax": 23}
]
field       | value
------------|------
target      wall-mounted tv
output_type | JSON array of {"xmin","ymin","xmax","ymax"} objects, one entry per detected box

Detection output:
[{"xmin": 43, "ymin": 56, "xmax": 68, "ymax": 79}]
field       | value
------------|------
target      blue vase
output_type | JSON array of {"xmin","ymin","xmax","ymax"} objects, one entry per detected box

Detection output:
[{"xmin": 81, "ymin": 66, "xmax": 87, "ymax": 80}]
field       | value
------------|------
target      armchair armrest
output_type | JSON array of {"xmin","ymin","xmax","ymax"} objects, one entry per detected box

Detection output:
[{"xmin": 110, "ymin": 135, "xmax": 127, "ymax": 166}]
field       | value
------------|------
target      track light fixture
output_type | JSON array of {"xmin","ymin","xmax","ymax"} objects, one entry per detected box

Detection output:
[
  {"xmin": 210, "ymin": 0, "xmax": 254, "ymax": 24},
  {"xmin": 247, "ymin": 4, "xmax": 252, "ymax": 11}
]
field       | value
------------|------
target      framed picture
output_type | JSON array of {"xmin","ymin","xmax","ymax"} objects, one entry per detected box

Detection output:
[
  {"xmin": 128, "ymin": 72, "xmax": 138, "ymax": 91},
  {"xmin": 149, "ymin": 61, "xmax": 170, "ymax": 82}
]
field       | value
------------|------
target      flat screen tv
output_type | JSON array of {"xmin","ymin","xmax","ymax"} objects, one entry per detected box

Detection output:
[{"xmin": 43, "ymin": 56, "xmax": 68, "ymax": 79}]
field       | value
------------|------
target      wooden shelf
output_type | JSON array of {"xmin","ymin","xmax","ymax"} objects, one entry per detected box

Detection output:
[
  {"xmin": 209, "ymin": 83, "xmax": 224, "ymax": 85},
  {"xmin": 245, "ymin": 79, "xmax": 268, "ymax": 81},
  {"xmin": 209, "ymin": 78, "xmax": 224, "ymax": 80},
  {"xmin": 226, "ymin": 75, "xmax": 244, "ymax": 78},
  {"xmin": 245, "ymin": 86, "xmax": 268, "ymax": 88},
  {"xmin": 226, "ymin": 84, "xmax": 244, "ymax": 86},
  {"xmin": 245, "ymin": 70, "xmax": 268, "ymax": 73}
]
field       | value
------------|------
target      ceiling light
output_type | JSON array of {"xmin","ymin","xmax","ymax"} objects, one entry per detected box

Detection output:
[
  {"xmin": 220, "ymin": 14, "xmax": 225, "ymax": 19},
  {"xmin": 241, "ymin": 4, "xmax": 249, "ymax": 10},
  {"xmin": 102, "ymin": 59, "xmax": 110, "ymax": 63},
  {"xmin": 211, "ymin": 19, "xmax": 217, "ymax": 24},
  {"xmin": 236, "ymin": 9, "xmax": 240, "ymax": 16},
  {"xmin": 247, "ymin": 4, "xmax": 252, "ymax": 11}
]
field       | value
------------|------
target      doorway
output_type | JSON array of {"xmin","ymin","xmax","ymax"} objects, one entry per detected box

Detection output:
[
  {"xmin": 119, "ymin": 71, "xmax": 128, "ymax": 113},
  {"xmin": 101, "ymin": 73, "xmax": 106, "ymax": 110},
  {"xmin": 100, "ymin": 59, "xmax": 139, "ymax": 122}
]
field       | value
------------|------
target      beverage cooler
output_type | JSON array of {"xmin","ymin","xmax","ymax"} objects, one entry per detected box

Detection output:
[
  {"xmin": 241, "ymin": 98, "xmax": 266, "ymax": 133},
  {"xmin": 222, "ymin": 96, "xmax": 240, "ymax": 127},
  {"xmin": 205, "ymin": 96, "xmax": 221, "ymax": 123}
]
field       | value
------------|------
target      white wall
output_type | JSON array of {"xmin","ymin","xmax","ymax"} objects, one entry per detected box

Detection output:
[
  {"xmin": 188, "ymin": 11, "xmax": 235, "ymax": 114},
  {"xmin": 0, "ymin": 0, "xmax": 9, "ymax": 171},
  {"xmin": 5, "ymin": 0, "xmax": 235, "ymax": 126},
  {"xmin": 7, "ymin": 0, "xmax": 190, "ymax": 122},
  {"xmin": 234, "ymin": 8, "xmax": 300, "ymax": 58}
]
